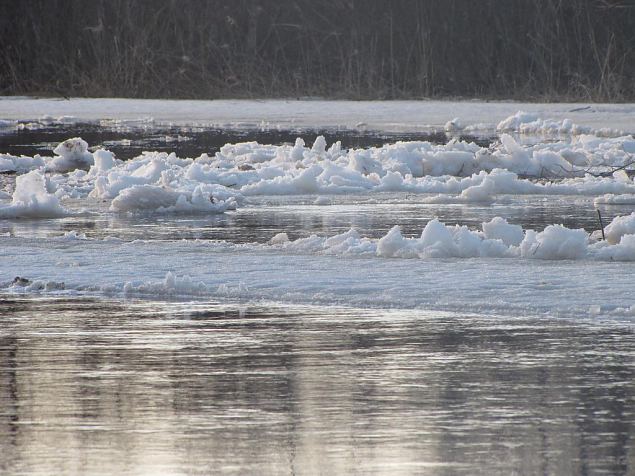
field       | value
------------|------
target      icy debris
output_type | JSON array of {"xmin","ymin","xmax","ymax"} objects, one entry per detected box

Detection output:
[
  {"xmin": 603, "ymin": 212, "xmax": 635, "ymax": 245},
  {"xmin": 8, "ymin": 276, "xmax": 65, "ymax": 292},
  {"xmin": 265, "ymin": 214, "xmax": 635, "ymax": 261},
  {"xmin": 518, "ymin": 225, "xmax": 589, "ymax": 260},
  {"xmin": 270, "ymin": 232, "xmax": 290, "ymax": 245},
  {"xmin": 613, "ymin": 170, "xmax": 632, "ymax": 183},
  {"xmin": 123, "ymin": 272, "xmax": 207, "ymax": 296},
  {"xmin": 497, "ymin": 111, "xmax": 540, "ymax": 132},
  {"xmin": 444, "ymin": 117, "xmax": 463, "ymax": 133},
  {"xmin": 0, "ymin": 170, "xmax": 70, "ymax": 218},
  {"xmin": 89, "ymin": 149, "xmax": 117, "ymax": 174},
  {"xmin": 592, "ymin": 233, "xmax": 635, "ymax": 261},
  {"xmin": 60, "ymin": 230, "xmax": 88, "ymax": 240},
  {"xmin": 482, "ymin": 217, "xmax": 524, "ymax": 246},
  {"xmin": 497, "ymin": 111, "xmax": 592, "ymax": 135},
  {"xmin": 40, "ymin": 115, "xmax": 77, "ymax": 125},
  {"xmin": 594, "ymin": 194, "xmax": 635, "ymax": 205},
  {"xmin": 48, "ymin": 137, "xmax": 94, "ymax": 172},
  {"xmin": 313, "ymin": 196, "xmax": 331, "ymax": 205},
  {"xmin": 0, "ymin": 118, "xmax": 634, "ymax": 217},
  {"xmin": 0, "ymin": 153, "xmax": 46, "ymax": 173},
  {"xmin": 109, "ymin": 184, "xmax": 236, "ymax": 213}
]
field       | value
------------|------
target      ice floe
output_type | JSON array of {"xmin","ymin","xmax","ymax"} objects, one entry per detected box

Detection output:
[
  {"xmin": 0, "ymin": 170, "xmax": 71, "ymax": 218},
  {"xmin": 0, "ymin": 111, "xmax": 633, "ymax": 216},
  {"xmin": 264, "ymin": 215, "xmax": 635, "ymax": 262}
]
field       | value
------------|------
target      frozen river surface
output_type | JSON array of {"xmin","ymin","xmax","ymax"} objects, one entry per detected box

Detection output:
[{"xmin": 0, "ymin": 99, "xmax": 634, "ymax": 474}]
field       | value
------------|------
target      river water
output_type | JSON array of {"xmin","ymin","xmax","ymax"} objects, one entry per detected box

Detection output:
[
  {"xmin": 1, "ymin": 123, "xmax": 634, "ymax": 475},
  {"xmin": 1, "ymin": 298, "xmax": 633, "ymax": 475}
]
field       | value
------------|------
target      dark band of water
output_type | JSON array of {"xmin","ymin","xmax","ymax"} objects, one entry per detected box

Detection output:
[{"xmin": 0, "ymin": 123, "xmax": 492, "ymax": 161}]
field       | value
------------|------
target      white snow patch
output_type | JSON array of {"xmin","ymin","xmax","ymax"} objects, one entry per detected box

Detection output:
[
  {"xmin": 482, "ymin": 217, "xmax": 524, "ymax": 246},
  {"xmin": 0, "ymin": 170, "xmax": 70, "ymax": 218},
  {"xmin": 604, "ymin": 212, "xmax": 635, "ymax": 245},
  {"xmin": 48, "ymin": 138, "xmax": 94, "ymax": 172},
  {"xmin": 594, "ymin": 194, "xmax": 635, "ymax": 206},
  {"xmin": 110, "ymin": 184, "xmax": 235, "ymax": 214}
]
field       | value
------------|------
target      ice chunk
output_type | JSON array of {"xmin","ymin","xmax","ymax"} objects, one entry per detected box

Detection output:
[
  {"xmin": 313, "ymin": 196, "xmax": 331, "ymax": 205},
  {"xmin": 604, "ymin": 212, "xmax": 635, "ymax": 244},
  {"xmin": 311, "ymin": 135, "xmax": 327, "ymax": 155},
  {"xmin": 270, "ymin": 232, "xmax": 290, "ymax": 245},
  {"xmin": 0, "ymin": 170, "xmax": 70, "ymax": 218},
  {"xmin": 0, "ymin": 153, "xmax": 46, "ymax": 173},
  {"xmin": 110, "ymin": 184, "xmax": 233, "ymax": 214},
  {"xmin": 482, "ymin": 217, "xmax": 524, "ymax": 246},
  {"xmin": 48, "ymin": 138, "xmax": 94, "ymax": 172},
  {"xmin": 376, "ymin": 226, "xmax": 415, "ymax": 258},
  {"xmin": 90, "ymin": 149, "xmax": 116, "ymax": 174},
  {"xmin": 519, "ymin": 225, "xmax": 588, "ymax": 260},
  {"xmin": 444, "ymin": 117, "xmax": 463, "ymax": 132},
  {"xmin": 497, "ymin": 111, "xmax": 539, "ymax": 131},
  {"xmin": 594, "ymin": 194, "xmax": 635, "ymax": 206}
]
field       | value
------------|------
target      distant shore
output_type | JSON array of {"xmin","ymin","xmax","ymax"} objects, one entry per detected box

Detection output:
[{"xmin": 2, "ymin": 1, "xmax": 633, "ymax": 102}]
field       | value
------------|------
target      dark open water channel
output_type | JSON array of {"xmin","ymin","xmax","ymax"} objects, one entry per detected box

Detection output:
[{"xmin": 0, "ymin": 122, "xmax": 489, "ymax": 161}]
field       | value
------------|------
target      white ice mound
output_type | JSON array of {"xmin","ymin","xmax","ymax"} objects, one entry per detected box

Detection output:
[
  {"xmin": 497, "ymin": 111, "xmax": 540, "ymax": 132},
  {"xmin": 482, "ymin": 217, "xmax": 524, "ymax": 246},
  {"xmin": 89, "ymin": 149, "xmax": 117, "ymax": 175},
  {"xmin": 497, "ymin": 111, "xmax": 592, "ymax": 135},
  {"xmin": 0, "ymin": 170, "xmax": 70, "ymax": 218},
  {"xmin": 591, "ymin": 233, "xmax": 635, "ymax": 261},
  {"xmin": 267, "ymin": 217, "xmax": 635, "ymax": 262},
  {"xmin": 110, "ymin": 184, "xmax": 235, "ymax": 213},
  {"xmin": 0, "ymin": 153, "xmax": 46, "ymax": 173},
  {"xmin": 3, "ymin": 127, "xmax": 635, "ymax": 208},
  {"xmin": 604, "ymin": 212, "xmax": 635, "ymax": 245},
  {"xmin": 519, "ymin": 225, "xmax": 589, "ymax": 260},
  {"xmin": 48, "ymin": 138, "xmax": 94, "ymax": 172},
  {"xmin": 594, "ymin": 194, "xmax": 635, "ymax": 206}
]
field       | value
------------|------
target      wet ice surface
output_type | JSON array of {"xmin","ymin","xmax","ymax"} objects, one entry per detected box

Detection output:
[{"xmin": 0, "ymin": 298, "xmax": 633, "ymax": 476}]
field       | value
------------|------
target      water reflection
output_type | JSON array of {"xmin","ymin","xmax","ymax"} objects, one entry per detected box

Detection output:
[
  {"xmin": 0, "ymin": 123, "xmax": 476, "ymax": 161},
  {"xmin": 0, "ymin": 298, "xmax": 632, "ymax": 475},
  {"xmin": 0, "ymin": 194, "xmax": 635, "ymax": 243},
  {"xmin": 1, "ymin": 193, "xmax": 633, "ymax": 244}
]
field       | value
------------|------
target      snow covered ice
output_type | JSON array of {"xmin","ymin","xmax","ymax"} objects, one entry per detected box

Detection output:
[
  {"xmin": 1, "ymin": 104, "xmax": 634, "ymax": 320},
  {"xmin": 0, "ymin": 170, "xmax": 70, "ymax": 218}
]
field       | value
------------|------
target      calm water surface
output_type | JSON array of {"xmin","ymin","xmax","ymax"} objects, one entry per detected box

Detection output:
[
  {"xmin": 0, "ymin": 298, "xmax": 633, "ymax": 475},
  {"xmin": 0, "ymin": 193, "xmax": 632, "ymax": 244}
]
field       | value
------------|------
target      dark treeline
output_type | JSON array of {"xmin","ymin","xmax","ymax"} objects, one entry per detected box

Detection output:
[{"xmin": 1, "ymin": 0, "xmax": 634, "ymax": 101}]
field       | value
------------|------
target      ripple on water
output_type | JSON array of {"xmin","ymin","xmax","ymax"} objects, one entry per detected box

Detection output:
[{"xmin": 0, "ymin": 298, "xmax": 632, "ymax": 475}]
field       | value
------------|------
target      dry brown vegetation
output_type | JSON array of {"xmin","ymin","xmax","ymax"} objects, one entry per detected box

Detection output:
[{"xmin": 1, "ymin": 0, "xmax": 634, "ymax": 101}]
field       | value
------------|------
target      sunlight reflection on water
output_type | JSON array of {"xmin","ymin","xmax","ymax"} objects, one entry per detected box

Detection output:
[{"xmin": 0, "ymin": 298, "xmax": 633, "ymax": 475}]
